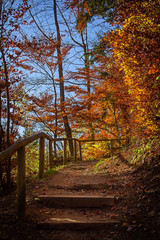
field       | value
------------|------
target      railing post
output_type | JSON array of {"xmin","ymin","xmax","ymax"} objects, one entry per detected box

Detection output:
[
  {"xmin": 110, "ymin": 140, "xmax": 114, "ymax": 157},
  {"xmin": 49, "ymin": 140, "xmax": 53, "ymax": 169},
  {"xmin": 39, "ymin": 136, "xmax": 45, "ymax": 178},
  {"xmin": 53, "ymin": 139, "xmax": 57, "ymax": 158},
  {"xmin": 17, "ymin": 146, "xmax": 26, "ymax": 220},
  {"xmin": 63, "ymin": 139, "xmax": 67, "ymax": 165},
  {"xmin": 79, "ymin": 141, "xmax": 82, "ymax": 161},
  {"xmin": 74, "ymin": 140, "xmax": 77, "ymax": 162}
]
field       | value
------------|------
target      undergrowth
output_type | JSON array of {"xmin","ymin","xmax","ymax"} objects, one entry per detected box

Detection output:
[
  {"xmin": 121, "ymin": 138, "xmax": 160, "ymax": 165},
  {"xmin": 94, "ymin": 138, "xmax": 160, "ymax": 174},
  {"xmin": 44, "ymin": 165, "xmax": 66, "ymax": 177},
  {"xmin": 94, "ymin": 156, "xmax": 133, "ymax": 174},
  {"xmin": 29, "ymin": 164, "xmax": 66, "ymax": 180}
]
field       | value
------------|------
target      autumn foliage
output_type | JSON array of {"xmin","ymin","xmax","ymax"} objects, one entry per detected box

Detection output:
[
  {"xmin": 89, "ymin": 0, "xmax": 160, "ymax": 138},
  {"xmin": 0, "ymin": 0, "xmax": 159, "ymax": 147},
  {"xmin": 0, "ymin": 0, "xmax": 160, "ymax": 192},
  {"xmin": 109, "ymin": 0, "xmax": 160, "ymax": 137},
  {"xmin": 63, "ymin": 0, "xmax": 160, "ymax": 139}
]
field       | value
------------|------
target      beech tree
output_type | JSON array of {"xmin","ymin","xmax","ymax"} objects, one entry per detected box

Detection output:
[
  {"xmin": 20, "ymin": 0, "xmax": 118, "ymax": 143},
  {"xmin": 18, "ymin": 0, "xmax": 74, "ymax": 156},
  {"xmin": 53, "ymin": 0, "xmax": 74, "ymax": 155}
]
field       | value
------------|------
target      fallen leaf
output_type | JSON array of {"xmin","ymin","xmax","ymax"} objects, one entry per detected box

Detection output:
[
  {"xmin": 40, "ymin": 209, "xmax": 47, "ymax": 213},
  {"xmin": 101, "ymin": 189, "xmax": 106, "ymax": 193},
  {"xmin": 123, "ymin": 222, "xmax": 129, "ymax": 227}
]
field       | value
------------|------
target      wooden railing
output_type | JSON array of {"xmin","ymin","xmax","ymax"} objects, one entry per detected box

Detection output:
[
  {"xmin": 0, "ymin": 132, "xmax": 82, "ymax": 220},
  {"xmin": 0, "ymin": 132, "xmax": 127, "ymax": 220},
  {"xmin": 80, "ymin": 138, "xmax": 127, "ymax": 158}
]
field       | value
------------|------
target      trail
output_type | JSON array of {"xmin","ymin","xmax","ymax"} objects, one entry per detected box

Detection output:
[{"xmin": 1, "ymin": 158, "xmax": 160, "ymax": 240}]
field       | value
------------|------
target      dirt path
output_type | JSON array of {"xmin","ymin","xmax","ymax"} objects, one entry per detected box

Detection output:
[
  {"xmin": 26, "ymin": 160, "xmax": 135, "ymax": 239},
  {"xmin": 0, "ymin": 159, "xmax": 160, "ymax": 239},
  {"xmin": 27, "ymin": 160, "xmax": 134, "ymax": 209}
]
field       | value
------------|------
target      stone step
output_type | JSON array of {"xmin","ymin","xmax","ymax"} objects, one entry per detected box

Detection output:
[
  {"xmin": 37, "ymin": 217, "xmax": 119, "ymax": 230},
  {"xmin": 39, "ymin": 194, "xmax": 115, "ymax": 208}
]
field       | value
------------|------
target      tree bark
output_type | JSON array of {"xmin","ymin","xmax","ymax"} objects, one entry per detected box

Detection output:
[
  {"xmin": 81, "ymin": 30, "xmax": 95, "ymax": 140},
  {"xmin": 52, "ymin": 75, "xmax": 57, "ymax": 158},
  {"xmin": 53, "ymin": 0, "xmax": 73, "ymax": 156},
  {"xmin": 0, "ymin": 88, "xmax": 4, "ymax": 192},
  {"xmin": 0, "ymin": 0, "xmax": 11, "ymax": 186}
]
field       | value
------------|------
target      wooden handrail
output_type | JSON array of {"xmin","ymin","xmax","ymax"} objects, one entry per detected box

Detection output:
[
  {"xmin": 0, "ymin": 132, "xmax": 127, "ymax": 221},
  {"xmin": 0, "ymin": 132, "xmax": 82, "ymax": 163},
  {"xmin": 0, "ymin": 132, "xmax": 51, "ymax": 162},
  {"xmin": 79, "ymin": 138, "xmax": 127, "ymax": 142},
  {"xmin": 0, "ymin": 133, "xmax": 127, "ymax": 163},
  {"xmin": 0, "ymin": 132, "xmax": 82, "ymax": 220}
]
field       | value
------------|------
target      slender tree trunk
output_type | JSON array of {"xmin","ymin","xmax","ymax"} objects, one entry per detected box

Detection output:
[
  {"xmin": 0, "ymin": 0, "xmax": 3, "ymax": 192},
  {"xmin": 0, "ymin": 47, "xmax": 11, "ymax": 186},
  {"xmin": 82, "ymin": 31, "xmax": 95, "ymax": 140},
  {"xmin": 56, "ymin": 7, "xmax": 95, "ymax": 140},
  {"xmin": 112, "ymin": 101, "xmax": 120, "ymax": 137},
  {"xmin": 52, "ymin": 76, "xmax": 57, "ymax": 158},
  {"xmin": 53, "ymin": 0, "xmax": 73, "ymax": 156},
  {"xmin": 0, "ymin": 51, "xmax": 10, "ymax": 144},
  {"xmin": 0, "ymin": 87, "xmax": 4, "ymax": 192},
  {"xmin": 0, "ymin": 0, "xmax": 11, "ymax": 186},
  {"xmin": 0, "ymin": 87, "xmax": 2, "ymax": 151}
]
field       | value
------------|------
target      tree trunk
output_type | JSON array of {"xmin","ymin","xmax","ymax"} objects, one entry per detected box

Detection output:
[
  {"xmin": 82, "ymin": 31, "xmax": 95, "ymax": 140},
  {"xmin": 0, "ymin": 47, "xmax": 11, "ymax": 186},
  {"xmin": 0, "ymin": 49, "xmax": 10, "ymax": 144},
  {"xmin": 54, "ymin": 6, "xmax": 95, "ymax": 140},
  {"xmin": 0, "ymin": 87, "xmax": 4, "ymax": 192},
  {"xmin": 0, "ymin": 0, "xmax": 11, "ymax": 186},
  {"xmin": 52, "ymin": 76, "xmax": 57, "ymax": 158},
  {"xmin": 0, "ymin": 0, "xmax": 3, "ymax": 192},
  {"xmin": 53, "ymin": 0, "xmax": 73, "ymax": 157}
]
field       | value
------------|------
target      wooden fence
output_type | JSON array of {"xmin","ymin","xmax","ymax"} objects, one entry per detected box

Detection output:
[
  {"xmin": 79, "ymin": 138, "xmax": 127, "ymax": 158},
  {"xmin": 0, "ymin": 132, "xmax": 127, "ymax": 220}
]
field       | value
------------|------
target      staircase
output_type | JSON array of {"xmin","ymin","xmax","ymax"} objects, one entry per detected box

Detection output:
[
  {"xmin": 37, "ymin": 195, "xmax": 119, "ymax": 230},
  {"xmin": 34, "ymin": 161, "xmax": 120, "ymax": 230}
]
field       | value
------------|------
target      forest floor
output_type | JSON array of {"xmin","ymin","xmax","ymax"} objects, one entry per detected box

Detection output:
[{"xmin": 0, "ymin": 156, "xmax": 160, "ymax": 240}]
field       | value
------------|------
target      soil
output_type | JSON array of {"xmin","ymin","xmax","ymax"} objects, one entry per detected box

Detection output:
[{"xmin": 0, "ymin": 158, "xmax": 160, "ymax": 240}]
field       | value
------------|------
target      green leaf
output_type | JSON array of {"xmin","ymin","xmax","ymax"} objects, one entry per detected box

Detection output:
[{"xmin": 156, "ymin": 76, "xmax": 160, "ymax": 81}]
